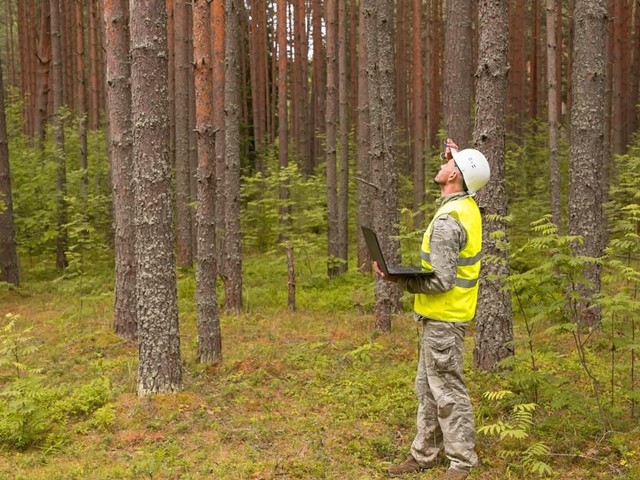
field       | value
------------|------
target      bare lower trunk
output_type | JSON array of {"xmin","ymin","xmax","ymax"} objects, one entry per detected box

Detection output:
[
  {"xmin": 224, "ymin": 0, "xmax": 243, "ymax": 313},
  {"xmin": 104, "ymin": 0, "xmax": 136, "ymax": 341},
  {"xmin": 473, "ymin": 0, "xmax": 514, "ymax": 371},
  {"xmin": 130, "ymin": 0, "xmax": 182, "ymax": 395},
  {"xmin": 0, "ymin": 60, "xmax": 19, "ymax": 286},
  {"xmin": 193, "ymin": 0, "xmax": 222, "ymax": 364},
  {"xmin": 366, "ymin": 0, "xmax": 401, "ymax": 333},
  {"xmin": 568, "ymin": 0, "xmax": 607, "ymax": 327}
]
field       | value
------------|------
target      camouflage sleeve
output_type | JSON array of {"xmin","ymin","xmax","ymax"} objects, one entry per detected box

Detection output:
[{"xmin": 398, "ymin": 214, "xmax": 466, "ymax": 294}]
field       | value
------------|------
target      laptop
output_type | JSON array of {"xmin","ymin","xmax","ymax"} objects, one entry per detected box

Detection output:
[{"xmin": 361, "ymin": 226, "xmax": 434, "ymax": 278}]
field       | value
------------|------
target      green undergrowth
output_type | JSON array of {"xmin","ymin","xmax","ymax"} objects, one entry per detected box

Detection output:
[{"xmin": 1, "ymin": 249, "xmax": 640, "ymax": 479}]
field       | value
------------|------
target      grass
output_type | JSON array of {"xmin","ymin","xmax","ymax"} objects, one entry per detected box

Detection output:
[{"xmin": 0, "ymin": 253, "xmax": 639, "ymax": 479}]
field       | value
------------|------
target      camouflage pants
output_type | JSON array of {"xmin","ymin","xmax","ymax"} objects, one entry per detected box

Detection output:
[{"xmin": 410, "ymin": 317, "xmax": 478, "ymax": 472}]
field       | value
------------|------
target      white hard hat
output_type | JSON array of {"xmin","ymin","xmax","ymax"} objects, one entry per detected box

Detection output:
[{"xmin": 452, "ymin": 148, "xmax": 490, "ymax": 194}]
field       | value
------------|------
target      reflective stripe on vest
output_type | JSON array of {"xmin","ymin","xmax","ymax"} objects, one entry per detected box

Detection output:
[{"xmin": 413, "ymin": 196, "xmax": 482, "ymax": 322}]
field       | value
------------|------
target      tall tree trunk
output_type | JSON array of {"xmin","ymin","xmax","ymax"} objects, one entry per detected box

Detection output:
[
  {"xmin": 567, "ymin": 0, "xmax": 575, "ymax": 119},
  {"xmin": 293, "ymin": 0, "xmax": 310, "ymax": 172},
  {"xmin": 610, "ymin": 0, "xmax": 628, "ymax": 155},
  {"xmin": 224, "ymin": 0, "xmax": 243, "ymax": 313},
  {"xmin": 412, "ymin": 0, "xmax": 425, "ymax": 228},
  {"xmin": 167, "ymin": 0, "xmax": 176, "ymax": 172},
  {"xmin": 556, "ymin": 0, "xmax": 563, "ymax": 125},
  {"xmin": 276, "ymin": 0, "xmax": 289, "ymax": 236},
  {"xmin": 337, "ymin": 0, "xmax": 349, "ymax": 275},
  {"xmin": 174, "ymin": 0, "xmax": 193, "ymax": 267},
  {"xmin": 443, "ymin": 0, "xmax": 473, "ymax": 146},
  {"xmin": 104, "ymin": 0, "xmax": 137, "ymax": 341},
  {"xmin": 34, "ymin": 1, "xmax": 51, "ymax": 145},
  {"xmin": 188, "ymin": 10, "xmax": 198, "ymax": 260},
  {"xmin": 88, "ymin": 0, "xmax": 101, "ymax": 129},
  {"xmin": 508, "ymin": 0, "xmax": 526, "ymax": 133},
  {"xmin": 270, "ymin": 5, "xmax": 278, "ymax": 144},
  {"xmin": 356, "ymin": 0, "xmax": 371, "ymax": 274},
  {"xmin": 311, "ymin": 0, "xmax": 326, "ymax": 171},
  {"xmin": 631, "ymin": 0, "xmax": 640, "ymax": 135},
  {"xmin": 62, "ymin": 0, "xmax": 75, "ymax": 112},
  {"xmin": 238, "ymin": 7, "xmax": 251, "ymax": 170},
  {"xmin": 349, "ymin": 0, "xmax": 358, "ymax": 126},
  {"xmin": 28, "ymin": 0, "xmax": 39, "ymax": 137},
  {"xmin": 473, "ymin": 0, "xmax": 514, "ymax": 371},
  {"xmin": 130, "ymin": 0, "xmax": 183, "ymax": 395},
  {"xmin": 5, "ymin": 0, "xmax": 17, "ymax": 88},
  {"xmin": 249, "ymin": 0, "xmax": 267, "ymax": 161},
  {"xmin": 568, "ymin": 0, "xmax": 607, "ymax": 327},
  {"xmin": 50, "ymin": 0, "xmax": 68, "ymax": 270},
  {"xmin": 547, "ymin": 0, "xmax": 561, "ymax": 228},
  {"xmin": 426, "ymin": 0, "xmax": 443, "ymax": 149},
  {"xmin": 326, "ymin": 0, "xmax": 339, "ymax": 277},
  {"xmin": 620, "ymin": 0, "xmax": 632, "ymax": 149},
  {"xmin": 366, "ymin": 0, "xmax": 401, "ymax": 333},
  {"xmin": 193, "ymin": 0, "xmax": 222, "ymax": 364},
  {"xmin": 395, "ymin": 0, "xmax": 408, "ymax": 174},
  {"xmin": 529, "ymin": 0, "xmax": 540, "ymax": 120},
  {"xmin": 75, "ymin": 0, "xmax": 88, "ymax": 200},
  {"xmin": 0, "ymin": 59, "xmax": 19, "ymax": 287},
  {"xmin": 17, "ymin": 1, "xmax": 30, "ymax": 135},
  {"xmin": 212, "ymin": 0, "xmax": 227, "ymax": 284}
]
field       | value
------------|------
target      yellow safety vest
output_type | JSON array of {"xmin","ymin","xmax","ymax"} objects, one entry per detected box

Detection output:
[{"xmin": 414, "ymin": 196, "xmax": 482, "ymax": 322}]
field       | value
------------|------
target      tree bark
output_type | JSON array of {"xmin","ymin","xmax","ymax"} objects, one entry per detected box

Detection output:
[
  {"xmin": 473, "ymin": 0, "xmax": 514, "ymax": 371},
  {"xmin": 130, "ymin": 0, "xmax": 183, "ymax": 395},
  {"xmin": 631, "ymin": 0, "xmax": 640, "ymax": 135},
  {"xmin": 62, "ymin": 0, "xmax": 75, "ymax": 112},
  {"xmin": 366, "ymin": 0, "xmax": 401, "ymax": 333},
  {"xmin": 75, "ymin": 0, "xmax": 88, "ymax": 200},
  {"xmin": 104, "ymin": 0, "xmax": 137, "ymax": 341},
  {"xmin": 167, "ymin": 0, "xmax": 176, "ymax": 171},
  {"xmin": 529, "ymin": 0, "xmax": 540, "ymax": 120},
  {"xmin": 249, "ymin": 0, "xmax": 267, "ymax": 160},
  {"xmin": 395, "ymin": 0, "xmax": 408, "ymax": 174},
  {"xmin": 443, "ymin": 0, "xmax": 473, "ymax": 146},
  {"xmin": 174, "ymin": 0, "xmax": 193, "ymax": 267},
  {"xmin": 188, "ymin": 10, "xmax": 198, "ymax": 261},
  {"xmin": 547, "ymin": 0, "xmax": 561, "ymax": 229},
  {"xmin": 507, "ymin": 0, "xmax": 526, "ymax": 133},
  {"xmin": 212, "ymin": 0, "xmax": 227, "ymax": 283},
  {"xmin": 310, "ymin": 0, "xmax": 326, "ymax": 171},
  {"xmin": 5, "ymin": 0, "xmax": 17, "ymax": 88},
  {"xmin": 88, "ymin": 0, "xmax": 101, "ymax": 129},
  {"xmin": 326, "ymin": 0, "xmax": 339, "ymax": 278},
  {"xmin": 34, "ymin": 1, "xmax": 51, "ymax": 145},
  {"xmin": 193, "ymin": 0, "xmax": 222, "ymax": 364},
  {"xmin": 277, "ymin": 0, "xmax": 290, "ymax": 238},
  {"xmin": 568, "ymin": 0, "xmax": 607, "ymax": 327},
  {"xmin": 428, "ymin": 0, "xmax": 443, "ymax": 147},
  {"xmin": 412, "ymin": 0, "xmax": 425, "ymax": 228},
  {"xmin": 50, "ymin": 0, "xmax": 68, "ymax": 270},
  {"xmin": 0, "ymin": 59, "xmax": 19, "ymax": 286},
  {"xmin": 337, "ymin": 0, "xmax": 349, "ymax": 275},
  {"xmin": 293, "ymin": 0, "xmax": 310, "ymax": 172},
  {"xmin": 356, "ymin": 0, "xmax": 371, "ymax": 274},
  {"xmin": 224, "ymin": 0, "xmax": 243, "ymax": 313}
]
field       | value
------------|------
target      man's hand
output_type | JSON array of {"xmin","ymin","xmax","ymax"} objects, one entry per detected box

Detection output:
[
  {"xmin": 444, "ymin": 138, "xmax": 459, "ymax": 159},
  {"xmin": 373, "ymin": 261, "xmax": 398, "ymax": 283}
]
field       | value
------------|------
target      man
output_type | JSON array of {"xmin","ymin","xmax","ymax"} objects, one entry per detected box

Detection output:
[{"xmin": 375, "ymin": 139, "xmax": 490, "ymax": 480}]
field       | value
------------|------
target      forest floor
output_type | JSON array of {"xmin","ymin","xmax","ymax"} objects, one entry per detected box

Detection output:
[{"xmin": 0, "ymin": 259, "xmax": 639, "ymax": 479}]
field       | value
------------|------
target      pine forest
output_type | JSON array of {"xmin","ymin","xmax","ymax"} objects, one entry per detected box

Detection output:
[{"xmin": 0, "ymin": 0, "xmax": 640, "ymax": 478}]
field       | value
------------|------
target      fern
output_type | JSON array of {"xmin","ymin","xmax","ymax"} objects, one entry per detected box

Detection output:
[{"xmin": 479, "ymin": 390, "xmax": 553, "ymax": 477}]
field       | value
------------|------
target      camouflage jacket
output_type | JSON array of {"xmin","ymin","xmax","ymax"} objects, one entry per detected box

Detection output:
[{"xmin": 397, "ymin": 192, "xmax": 469, "ymax": 294}]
